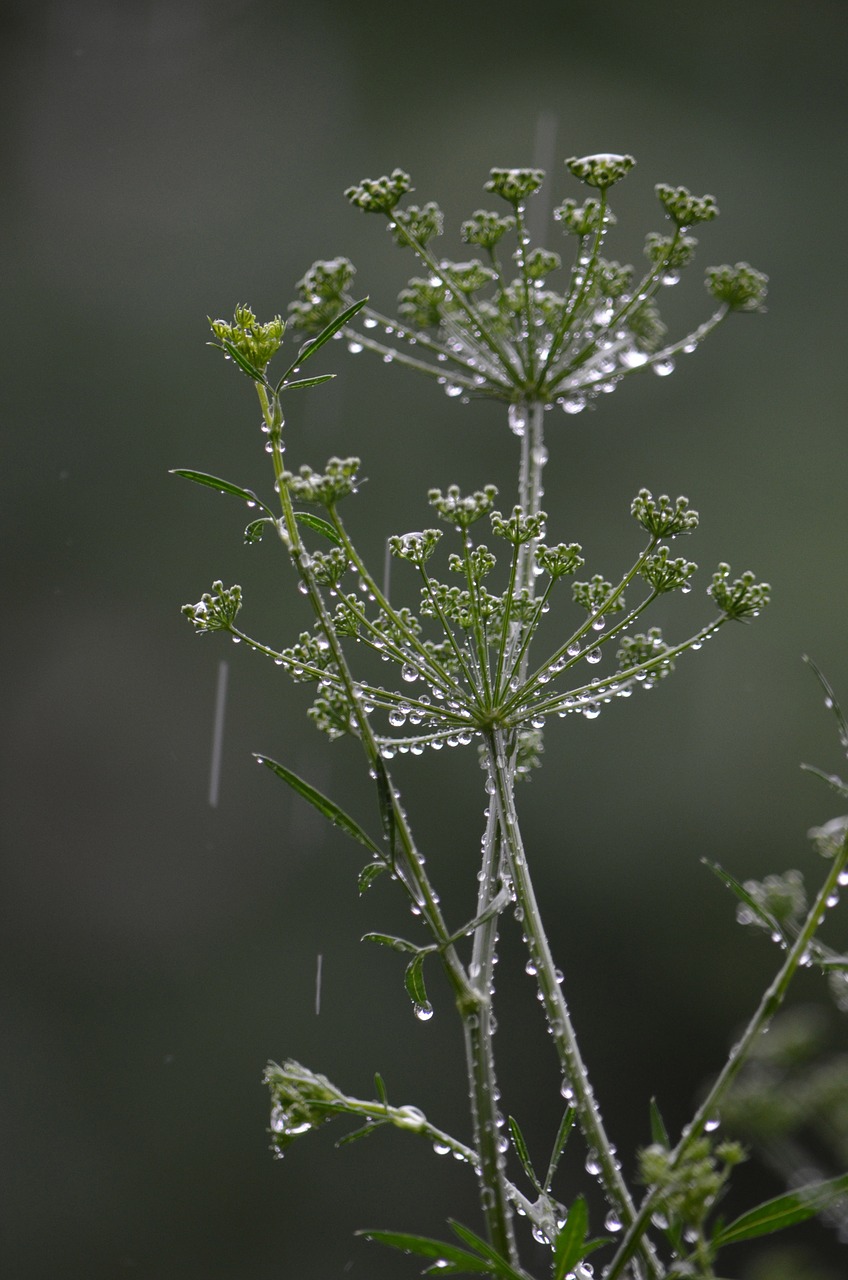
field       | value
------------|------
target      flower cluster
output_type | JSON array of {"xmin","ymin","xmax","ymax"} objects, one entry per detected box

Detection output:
[{"xmin": 285, "ymin": 155, "xmax": 766, "ymax": 416}]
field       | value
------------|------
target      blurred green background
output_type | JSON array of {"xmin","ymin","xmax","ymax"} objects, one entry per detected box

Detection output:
[{"xmin": 2, "ymin": 1, "xmax": 847, "ymax": 1276}]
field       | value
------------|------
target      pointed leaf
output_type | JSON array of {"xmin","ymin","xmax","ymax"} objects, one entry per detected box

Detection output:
[
  {"xmin": 799, "ymin": 763, "xmax": 848, "ymax": 798},
  {"xmin": 804, "ymin": 655, "xmax": 848, "ymax": 753},
  {"xmin": 543, "ymin": 1107, "xmax": 576, "ymax": 1193},
  {"xmin": 276, "ymin": 297, "xmax": 368, "ymax": 389},
  {"xmin": 374, "ymin": 1072, "xmax": 389, "ymax": 1107},
  {"xmin": 553, "ymin": 1196, "xmax": 589, "ymax": 1280},
  {"xmin": 358, "ymin": 861, "xmax": 387, "ymax": 894},
  {"xmin": 255, "ymin": 755, "xmax": 381, "ymax": 854},
  {"xmin": 362, "ymin": 932, "xmax": 422, "ymax": 955},
  {"xmin": 705, "ymin": 860, "xmax": 783, "ymax": 935},
  {"xmin": 220, "ymin": 338, "xmax": 266, "ymax": 381},
  {"xmin": 293, "ymin": 510, "xmax": 342, "ymax": 545},
  {"xmin": 445, "ymin": 887, "xmax": 512, "ymax": 947},
  {"xmin": 447, "ymin": 1221, "xmax": 528, "ymax": 1280},
  {"xmin": 170, "ymin": 469, "xmax": 274, "ymax": 516},
  {"xmin": 244, "ymin": 517, "xmax": 273, "ymax": 544},
  {"xmin": 280, "ymin": 373, "xmax": 337, "ymax": 392},
  {"xmin": 649, "ymin": 1097, "xmax": 671, "ymax": 1148},
  {"xmin": 336, "ymin": 1121, "xmax": 385, "ymax": 1147},
  {"xmin": 358, "ymin": 1229, "xmax": 491, "ymax": 1273},
  {"xmin": 404, "ymin": 953, "xmax": 430, "ymax": 1011},
  {"xmin": 713, "ymin": 1172, "xmax": 848, "ymax": 1247},
  {"xmin": 508, "ymin": 1116, "xmax": 542, "ymax": 1193}
]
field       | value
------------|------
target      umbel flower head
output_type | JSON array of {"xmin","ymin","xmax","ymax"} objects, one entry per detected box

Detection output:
[{"xmin": 287, "ymin": 154, "xmax": 767, "ymax": 416}]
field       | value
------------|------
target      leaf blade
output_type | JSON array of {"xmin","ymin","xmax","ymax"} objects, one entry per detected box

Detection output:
[
  {"xmin": 357, "ymin": 1229, "xmax": 491, "ymax": 1273},
  {"xmin": 293, "ymin": 510, "xmax": 343, "ymax": 545},
  {"xmin": 713, "ymin": 1172, "xmax": 848, "ymax": 1247},
  {"xmin": 255, "ymin": 755, "xmax": 382, "ymax": 855},
  {"xmin": 170, "ymin": 469, "xmax": 274, "ymax": 516}
]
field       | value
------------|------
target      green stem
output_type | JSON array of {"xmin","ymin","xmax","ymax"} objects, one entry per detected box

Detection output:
[
  {"xmin": 258, "ymin": 382, "xmax": 517, "ymax": 1263},
  {"xmin": 603, "ymin": 835, "xmax": 848, "ymax": 1280},
  {"xmin": 487, "ymin": 728, "xmax": 663, "ymax": 1280}
]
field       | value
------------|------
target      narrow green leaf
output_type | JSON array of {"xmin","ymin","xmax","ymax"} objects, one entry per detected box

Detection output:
[
  {"xmin": 358, "ymin": 861, "xmax": 387, "ymax": 894},
  {"xmin": 275, "ymin": 297, "xmax": 368, "ymax": 389},
  {"xmin": 713, "ymin": 1172, "xmax": 848, "ymax": 1247},
  {"xmin": 649, "ymin": 1097, "xmax": 671, "ymax": 1148},
  {"xmin": 336, "ymin": 1121, "xmax": 385, "ymax": 1147},
  {"xmin": 803, "ymin": 655, "xmax": 848, "ymax": 752},
  {"xmin": 170, "ymin": 469, "xmax": 274, "ymax": 516},
  {"xmin": 448, "ymin": 1221, "xmax": 528, "ymax": 1280},
  {"xmin": 553, "ymin": 1196, "xmax": 588, "ymax": 1280},
  {"xmin": 508, "ymin": 1116, "xmax": 541, "ymax": 1193},
  {"xmin": 404, "ymin": 953, "xmax": 430, "ymax": 1010},
  {"xmin": 220, "ymin": 338, "xmax": 266, "ymax": 381},
  {"xmin": 543, "ymin": 1107, "xmax": 576, "ymax": 1192},
  {"xmin": 244, "ymin": 517, "xmax": 273, "ymax": 544},
  {"xmin": 280, "ymin": 373, "xmax": 337, "ymax": 392},
  {"xmin": 799, "ymin": 762, "xmax": 848, "ymax": 798},
  {"xmin": 358, "ymin": 1229, "xmax": 491, "ymax": 1273},
  {"xmin": 293, "ymin": 510, "xmax": 342, "ymax": 545},
  {"xmin": 255, "ymin": 755, "xmax": 381, "ymax": 854},
  {"xmin": 705, "ymin": 860, "xmax": 783, "ymax": 935},
  {"xmin": 362, "ymin": 932, "xmax": 422, "ymax": 955},
  {"xmin": 374, "ymin": 1072, "xmax": 388, "ymax": 1107},
  {"xmin": 444, "ymin": 887, "xmax": 511, "ymax": 948}
]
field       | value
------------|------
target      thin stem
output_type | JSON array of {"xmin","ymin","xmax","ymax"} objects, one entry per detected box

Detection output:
[
  {"xmin": 487, "ymin": 728, "xmax": 662, "ymax": 1280},
  {"xmin": 259, "ymin": 382, "xmax": 518, "ymax": 1263},
  {"xmin": 603, "ymin": 835, "xmax": 848, "ymax": 1280}
]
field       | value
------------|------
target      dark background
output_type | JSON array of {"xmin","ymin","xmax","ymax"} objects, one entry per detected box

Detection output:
[{"xmin": 2, "ymin": 2, "xmax": 847, "ymax": 1277}]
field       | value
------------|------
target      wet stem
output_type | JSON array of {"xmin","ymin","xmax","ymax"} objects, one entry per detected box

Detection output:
[
  {"xmin": 603, "ymin": 831, "xmax": 848, "ymax": 1280},
  {"xmin": 255, "ymin": 381, "xmax": 519, "ymax": 1266}
]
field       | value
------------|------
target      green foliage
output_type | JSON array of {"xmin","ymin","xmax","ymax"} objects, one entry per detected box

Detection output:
[{"xmin": 176, "ymin": 147, "xmax": 847, "ymax": 1280}]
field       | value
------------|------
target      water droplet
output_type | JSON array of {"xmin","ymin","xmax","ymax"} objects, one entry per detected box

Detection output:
[
  {"xmin": 560, "ymin": 1079, "xmax": 573, "ymax": 1100},
  {"xmin": 414, "ymin": 1002, "xmax": 434, "ymax": 1021},
  {"xmin": 652, "ymin": 358, "xmax": 676, "ymax": 377},
  {"xmin": 585, "ymin": 1149, "xmax": 601, "ymax": 1176},
  {"xmin": 583, "ymin": 702, "xmax": 601, "ymax": 719},
  {"xmin": 704, "ymin": 1114, "xmax": 720, "ymax": 1132},
  {"xmin": 433, "ymin": 1141, "xmax": 450, "ymax": 1156},
  {"xmin": 586, "ymin": 647, "xmax": 602, "ymax": 664},
  {"xmin": 604, "ymin": 1210, "xmax": 623, "ymax": 1233},
  {"xmin": 562, "ymin": 396, "xmax": 586, "ymax": 415},
  {"xmin": 401, "ymin": 663, "xmax": 418, "ymax": 683},
  {"xmin": 347, "ymin": 340, "xmax": 363, "ymax": 354},
  {"xmin": 567, "ymin": 641, "xmax": 581, "ymax": 657},
  {"xmin": 445, "ymin": 383, "xmax": 462, "ymax": 398}
]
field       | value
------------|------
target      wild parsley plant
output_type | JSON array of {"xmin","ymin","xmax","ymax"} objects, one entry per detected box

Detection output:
[{"xmin": 177, "ymin": 155, "xmax": 848, "ymax": 1279}]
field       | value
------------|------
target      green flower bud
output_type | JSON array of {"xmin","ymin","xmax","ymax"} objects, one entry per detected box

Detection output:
[
  {"xmin": 631, "ymin": 489, "xmax": 699, "ymax": 538},
  {"xmin": 428, "ymin": 484, "xmax": 498, "ymax": 527},
  {"xmin": 390, "ymin": 202, "xmax": 444, "ymax": 245},
  {"xmin": 182, "ymin": 581, "xmax": 242, "ymax": 632},
  {"xmin": 345, "ymin": 169, "xmax": 412, "ymax": 214},
  {"xmin": 708, "ymin": 563, "xmax": 770, "ymax": 620},
  {"xmin": 706, "ymin": 262, "xmax": 769, "ymax": 312},
  {"xmin": 572, "ymin": 574, "xmax": 624, "ymax": 615},
  {"xmin": 553, "ymin": 197, "xmax": 611, "ymax": 236},
  {"xmin": 284, "ymin": 457, "xmax": 361, "ymax": 505},
  {"xmin": 640, "ymin": 547, "xmax": 697, "ymax": 594},
  {"xmin": 490, "ymin": 506, "xmax": 546, "ymax": 545},
  {"xmin": 484, "ymin": 167, "xmax": 545, "ymax": 205},
  {"xmin": 460, "ymin": 209, "xmax": 516, "ymax": 248},
  {"xmin": 535, "ymin": 542, "xmax": 584, "ymax": 578},
  {"xmin": 389, "ymin": 529, "xmax": 443, "ymax": 566},
  {"xmin": 655, "ymin": 183, "xmax": 719, "ymax": 227},
  {"xmin": 566, "ymin": 153, "xmax": 635, "ymax": 189}
]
